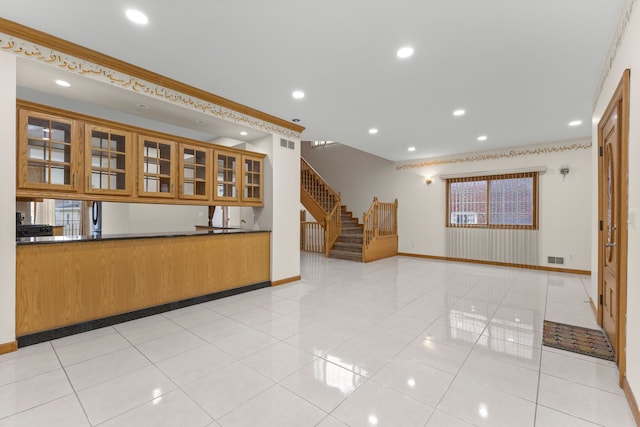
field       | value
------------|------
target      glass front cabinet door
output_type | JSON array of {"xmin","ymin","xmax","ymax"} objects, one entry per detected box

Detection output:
[
  {"xmin": 180, "ymin": 144, "xmax": 209, "ymax": 200},
  {"xmin": 139, "ymin": 135, "xmax": 176, "ymax": 198},
  {"xmin": 213, "ymin": 150, "xmax": 239, "ymax": 202},
  {"xmin": 85, "ymin": 125, "xmax": 133, "ymax": 195},
  {"xmin": 242, "ymin": 155, "xmax": 263, "ymax": 203},
  {"xmin": 18, "ymin": 109, "xmax": 78, "ymax": 191}
]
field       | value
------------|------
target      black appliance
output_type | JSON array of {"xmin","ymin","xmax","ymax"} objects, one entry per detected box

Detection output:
[{"xmin": 16, "ymin": 224, "xmax": 53, "ymax": 238}]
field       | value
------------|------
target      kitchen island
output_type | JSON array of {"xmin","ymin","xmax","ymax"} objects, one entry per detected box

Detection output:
[{"xmin": 16, "ymin": 229, "xmax": 270, "ymax": 345}]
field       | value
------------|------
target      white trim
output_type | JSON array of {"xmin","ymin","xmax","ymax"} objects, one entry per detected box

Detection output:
[{"xmin": 439, "ymin": 166, "xmax": 547, "ymax": 180}]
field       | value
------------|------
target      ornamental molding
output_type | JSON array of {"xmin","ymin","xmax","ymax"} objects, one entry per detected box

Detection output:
[
  {"xmin": 395, "ymin": 141, "xmax": 592, "ymax": 171},
  {"xmin": 594, "ymin": 0, "xmax": 637, "ymax": 105},
  {"xmin": 0, "ymin": 34, "xmax": 301, "ymax": 139}
]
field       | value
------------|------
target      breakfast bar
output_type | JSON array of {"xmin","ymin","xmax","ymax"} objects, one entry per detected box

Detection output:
[{"xmin": 16, "ymin": 229, "xmax": 270, "ymax": 344}]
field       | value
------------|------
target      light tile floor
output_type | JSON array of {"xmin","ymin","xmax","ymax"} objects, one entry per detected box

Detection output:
[{"xmin": 0, "ymin": 253, "xmax": 636, "ymax": 426}]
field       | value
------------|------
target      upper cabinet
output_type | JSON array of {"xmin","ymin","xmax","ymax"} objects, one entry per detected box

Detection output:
[
  {"xmin": 17, "ymin": 109, "xmax": 79, "ymax": 191},
  {"xmin": 16, "ymin": 102, "xmax": 265, "ymax": 207},
  {"xmin": 180, "ymin": 144, "xmax": 209, "ymax": 200},
  {"xmin": 85, "ymin": 124, "xmax": 133, "ymax": 195},
  {"xmin": 242, "ymin": 155, "xmax": 263, "ymax": 203},
  {"xmin": 139, "ymin": 135, "xmax": 176, "ymax": 198},
  {"xmin": 213, "ymin": 149, "xmax": 239, "ymax": 202}
]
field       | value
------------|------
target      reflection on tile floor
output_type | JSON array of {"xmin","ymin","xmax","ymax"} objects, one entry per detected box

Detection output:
[{"xmin": 0, "ymin": 253, "xmax": 636, "ymax": 426}]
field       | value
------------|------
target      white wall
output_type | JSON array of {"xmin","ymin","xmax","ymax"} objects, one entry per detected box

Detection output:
[
  {"xmin": 245, "ymin": 135, "xmax": 301, "ymax": 282},
  {"xmin": 102, "ymin": 203, "xmax": 208, "ymax": 234},
  {"xmin": 0, "ymin": 52, "xmax": 16, "ymax": 346},
  {"xmin": 591, "ymin": 0, "xmax": 640, "ymax": 402},
  {"xmin": 302, "ymin": 138, "xmax": 592, "ymax": 270}
]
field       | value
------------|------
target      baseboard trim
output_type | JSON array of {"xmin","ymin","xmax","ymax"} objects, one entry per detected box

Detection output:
[
  {"xmin": 397, "ymin": 253, "xmax": 591, "ymax": 275},
  {"xmin": 17, "ymin": 281, "xmax": 270, "ymax": 348},
  {"xmin": 272, "ymin": 275, "xmax": 302, "ymax": 286},
  {"xmin": 590, "ymin": 297, "xmax": 598, "ymax": 319},
  {"xmin": 623, "ymin": 377, "xmax": 640, "ymax": 426},
  {"xmin": 0, "ymin": 340, "xmax": 18, "ymax": 355}
]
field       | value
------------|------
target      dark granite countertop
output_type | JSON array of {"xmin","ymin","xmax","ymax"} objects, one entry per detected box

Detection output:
[{"xmin": 16, "ymin": 227, "xmax": 270, "ymax": 246}]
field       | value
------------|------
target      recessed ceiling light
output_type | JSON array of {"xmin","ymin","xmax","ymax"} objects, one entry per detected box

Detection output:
[
  {"xmin": 292, "ymin": 118, "xmax": 301, "ymax": 122},
  {"xmin": 569, "ymin": 120, "xmax": 582, "ymax": 127},
  {"xmin": 195, "ymin": 119, "xmax": 205, "ymax": 124},
  {"xmin": 453, "ymin": 109, "xmax": 466, "ymax": 116},
  {"xmin": 126, "ymin": 9, "xmax": 148, "ymax": 25},
  {"xmin": 240, "ymin": 131, "xmax": 248, "ymax": 136},
  {"xmin": 397, "ymin": 46, "xmax": 414, "ymax": 59},
  {"xmin": 55, "ymin": 79, "xmax": 70, "ymax": 87},
  {"xmin": 369, "ymin": 128, "xmax": 378, "ymax": 134},
  {"xmin": 408, "ymin": 146, "xmax": 416, "ymax": 152},
  {"xmin": 136, "ymin": 103, "xmax": 149, "ymax": 109},
  {"xmin": 477, "ymin": 135, "xmax": 488, "ymax": 141},
  {"xmin": 292, "ymin": 90, "xmax": 305, "ymax": 99}
]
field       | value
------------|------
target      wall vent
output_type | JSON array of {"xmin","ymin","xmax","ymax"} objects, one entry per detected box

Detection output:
[
  {"xmin": 280, "ymin": 139, "xmax": 295, "ymax": 150},
  {"xmin": 547, "ymin": 256, "xmax": 565, "ymax": 265}
]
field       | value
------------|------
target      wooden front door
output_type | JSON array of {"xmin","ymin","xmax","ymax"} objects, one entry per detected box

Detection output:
[
  {"xmin": 601, "ymin": 108, "xmax": 619, "ymax": 352},
  {"xmin": 598, "ymin": 69, "xmax": 629, "ymax": 383}
]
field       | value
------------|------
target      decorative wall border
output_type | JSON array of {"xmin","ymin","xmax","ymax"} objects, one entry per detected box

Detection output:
[
  {"xmin": 594, "ymin": 0, "xmax": 637, "ymax": 105},
  {"xmin": 0, "ymin": 22, "xmax": 302, "ymax": 139},
  {"xmin": 395, "ymin": 141, "xmax": 592, "ymax": 170}
]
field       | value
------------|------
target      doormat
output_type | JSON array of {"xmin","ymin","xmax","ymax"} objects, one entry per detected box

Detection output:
[{"xmin": 543, "ymin": 320, "xmax": 615, "ymax": 362}]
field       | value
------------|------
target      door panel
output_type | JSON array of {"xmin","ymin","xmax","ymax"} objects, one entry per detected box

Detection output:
[{"xmin": 601, "ymin": 106, "xmax": 619, "ymax": 355}]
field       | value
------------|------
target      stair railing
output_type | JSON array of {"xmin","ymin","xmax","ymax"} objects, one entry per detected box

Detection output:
[
  {"xmin": 300, "ymin": 158, "xmax": 340, "ymax": 213},
  {"xmin": 301, "ymin": 157, "xmax": 342, "ymax": 255},
  {"xmin": 363, "ymin": 197, "xmax": 398, "ymax": 255},
  {"xmin": 324, "ymin": 201, "xmax": 342, "ymax": 256},
  {"xmin": 300, "ymin": 221, "xmax": 325, "ymax": 253}
]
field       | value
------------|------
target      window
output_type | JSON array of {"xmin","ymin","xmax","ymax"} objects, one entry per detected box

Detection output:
[{"xmin": 447, "ymin": 172, "xmax": 538, "ymax": 229}]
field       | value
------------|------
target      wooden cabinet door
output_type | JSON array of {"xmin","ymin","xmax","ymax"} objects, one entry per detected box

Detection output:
[
  {"xmin": 241, "ymin": 155, "xmax": 263, "ymax": 204},
  {"xmin": 139, "ymin": 135, "xmax": 177, "ymax": 198},
  {"xmin": 179, "ymin": 144, "xmax": 210, "ymax": 200},
  {"xmin": 85, "ymin": 124, "xmax": 133, "ymax": 195},
  {"xmin": 18, "ymin": 109, "xmax": 79, "ymax": 191},
  {"xmin": 213, "ymin": 150, "xmax": 240, "ymax": 202}
]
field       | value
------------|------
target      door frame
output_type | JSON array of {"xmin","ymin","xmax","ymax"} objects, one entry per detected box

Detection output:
[{"xmin": 597, "ymin": 69, "xmax": 630, "ymax": 386}]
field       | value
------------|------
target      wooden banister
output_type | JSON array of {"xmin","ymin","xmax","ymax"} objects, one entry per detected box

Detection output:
[
  {"xmin": 363, "ymin": 197, "xmax": 398, "ymax": 262},
  {"xmin": 300, "ymin": 157, "xmax": 342, "ymax": 256},
  {"xmin": 300, "ymin": 158, "xmax": 340, "ymax": 214}
]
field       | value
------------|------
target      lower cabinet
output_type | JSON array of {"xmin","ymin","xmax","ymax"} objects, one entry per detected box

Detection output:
[{"xmin": 16, "ymin": 232, "xmax": 271, "ymax": 336}]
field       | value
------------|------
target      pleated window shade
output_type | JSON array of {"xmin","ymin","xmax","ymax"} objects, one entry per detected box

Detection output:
[{"xmin": 446, "ymin": 172, "xmax": 538, "ymax": 229}]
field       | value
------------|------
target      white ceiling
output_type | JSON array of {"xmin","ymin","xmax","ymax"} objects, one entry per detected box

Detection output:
[{"xmin": 0, "ymin": 0, "xmax": 625, "ymax": 161}]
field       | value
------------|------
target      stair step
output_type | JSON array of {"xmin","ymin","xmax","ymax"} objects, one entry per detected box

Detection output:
[
  {"xmin": 342, "ymin": 222, "xmax": 362, "ymax": 230},
  {"xmin": 339, "ymin": 235, "xmax": 363, "ymax": 244},
  {"xmin": 333, "ymin": 242, "xmax": 362, "ymax": 253},
  {"xmin": 329, "ymin": 249, "xmax": 363, "ymax": 262},
  {"xmin": 342, "ymin": 227, "xmax": 362, "ymax": 233}
]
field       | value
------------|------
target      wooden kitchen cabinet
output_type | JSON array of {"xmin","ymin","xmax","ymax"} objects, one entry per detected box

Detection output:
[
  {"xmin": 213, "ymin": 149, "xmax": 239, "ymax": 202},
  {"xmin": 17, "ymin": 109, "xmax": 80, "ymax": 192},
  {"xmin": 139, "ymin": 135, "xmax": 176, "ymax": 198},
  {"xmin": 85, "ymin": 124, "xmax": 133, "ymax": 195},
  {"xmin": 17, "ymin": 101, "xmax": 265, "ymax": 207},
  {"xmin": 179, "ymin": 144, "xmax": 210, "ymax": 200},
  {"xmin": 241, "ymin": 155, "xmax": 263, "ymax": 203}
]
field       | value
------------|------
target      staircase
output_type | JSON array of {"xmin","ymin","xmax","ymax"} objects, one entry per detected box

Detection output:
[
  {"xmin": 300, "ymin": 157, "xmax": 398, "ymax": 263},
  {"xmin": 329, "ymin": 207, "xmax": 363, "ymax": 262}
]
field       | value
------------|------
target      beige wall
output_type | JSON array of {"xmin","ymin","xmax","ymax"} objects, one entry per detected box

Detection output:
[
  {"xmin": 591, "ymin": 0, "xmax": 640, "ymax": 402},
  {"xmin": 303, "ymin": 138, "xmax": 592, "ymax": 270}
]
